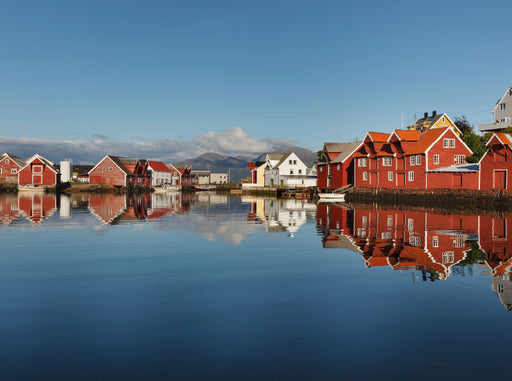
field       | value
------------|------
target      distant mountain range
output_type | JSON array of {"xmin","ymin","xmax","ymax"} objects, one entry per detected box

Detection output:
[{"xmin": 177, "ymin": 147, "xmax": 318, "ymax": 182}]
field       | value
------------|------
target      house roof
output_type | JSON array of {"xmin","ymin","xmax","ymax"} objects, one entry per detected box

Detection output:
[
  {"xmin": 274, "ymin": 153, "xmax": 292, "ymax": 167},
  {"xmin": 488, "ymin": 132, "xmax": 512, "ymax": 147},
  {"xmin": 0, "ymin": 153, "xmax": 26, "ymax": 168},
  {"xmin": 267, "ymin": 154, "xmax": 285, "ymax": 160},
  {"xmin": 366, "ymin": 132, "xmax": 390, "ymax": 142},
  {"xmin": 147, "ymin": 160, "xmax": 172, "ymax": 172},
  {"xmin": 330, "ymin": 142, "xmax": 364, "ymax": 164},
  {"xmin": 389, "ymin": 129, "xmax": 421, "ymax": 142},
  {"xmin": 404, "ymin": 128, "xmax": 448, "ymax": 156},
  {"xmin": 21, "ymin": 153, "xmax": 58, "ymax": 173}
]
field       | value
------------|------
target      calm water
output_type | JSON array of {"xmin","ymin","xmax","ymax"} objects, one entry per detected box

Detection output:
[{"xmin": 1, "ymin": 192, "xmax": 511, "ymax": 380}]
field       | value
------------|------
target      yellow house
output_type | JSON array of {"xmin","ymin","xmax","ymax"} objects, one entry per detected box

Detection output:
[{"xmin": 407, "ymin": 111, "xmax": 461, "ymax": 135}]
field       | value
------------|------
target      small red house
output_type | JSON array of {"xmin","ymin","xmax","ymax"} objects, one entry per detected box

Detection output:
[
  {"xmin": 0, "ymin": 153, "xmax": 26, "ymax": 184},
  {"xmin": 18, "ymin": 154, "xmax": 60, "ymax": 187},
  {"xmin": 317, "ymin": 142, "xmax": 362, "ymax": 191},
  {"xmin": 166, "ymin": 163, "xmax": 183, "ymax": 186},
  {"xmin": 479, "ymin": 132, "xmax": 512, "ymax": 191},
  {"xmin": 89, "ymin": 156, "xmax": 151, "ymax": 187}
]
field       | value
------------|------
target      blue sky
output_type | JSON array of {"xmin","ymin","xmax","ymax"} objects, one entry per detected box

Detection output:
[{"xmin": 1, "ymin": 0, "xmax": 511, "ymax": 163}]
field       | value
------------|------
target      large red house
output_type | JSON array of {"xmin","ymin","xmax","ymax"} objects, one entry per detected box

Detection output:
[
  {"xmin": 18, "ymin": 154, "xmax": 60, "ymax": 187},
  {"xmin": 0, "ymin": 153, "xmax": 26, "ymax": 184},
  {"xmin": 89, "ymin": 156, "xmax": 151, "ymax": 187}
]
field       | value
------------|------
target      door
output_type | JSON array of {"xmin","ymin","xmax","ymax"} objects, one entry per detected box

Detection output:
[
  {"xmin": 33, "ymin": 175, "xmax": 43, "ymax": 184},
  {"xmin": 494, "ymin": 170, "xmax": 507, "ymax": 189},
  {"xmin": 397, "ymin": 173, "xmax": 405, "ymax": 187}
]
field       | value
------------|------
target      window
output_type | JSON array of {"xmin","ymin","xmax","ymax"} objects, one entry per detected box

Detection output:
[
  {"xmin": 442, "ymin": 251, "xmax": 454, "ymax": 263},
  {"xmin": 358, "ymin": 158, "xmax": 367, "ymax": 167},
  {"xmin": 0, "ymin": 169, "xmax": 2, "ymax": 174},
  {"xmin": 290, "ymin": 170, "xmax": 294, "ymax": 175},
  {"xmin": 459, "ymin": 155, "xmax": 465, "ymax": 164},
  {"xmin": 102, "ymin": 167, "xmax": 106, "ymax": 171},
  {"xmin": 298, "ymin": 169, "xmax": 302, "ymax": 174},
  {"xmin": 337, "ymin": 164, "xmax": 340, "ymax": 170},
  {"xmin": 410, "ymin": 156, "xmax": 416, "ymax": 166},
  {"xmin": 108, "ymin": 167, "xmax": 113, "ymax": 171},
  {"xmin": 5, "ymin": 159, "xmax": 9, "ymax": 164},
  {"xmin": 408, "ymin": 171, "xmax": 414, "ymax": 181},
  {"xmin": 501, "ymin": 103, "xmax": 506, "ymax": 111},
  {"xmin": 433, "ymin": 236, "xmax": 439, "ymax": 248},
  {"xmin": 33, "ymin": 165, "xmax": 42, "ymax": 173},
  {"xmin": 454, "ymin": 155, "xmax": 459, "ymax": 164},
  {"xmin": 433, "ymin": 154, "xmax": 439, "ymax": 164},
  {"xmin": 289, "ymin": 160, "xmax": 293, "ymax": 165},
  {"xmin": 443, "ymin": 138, "xmax": 449, "ymax": 148},
  {"xmin": 11, "ymin": 169, "xmax": 16, "ymax": 174},
  {"xmin": 408, "ymin": 218, "xmax": 414, "ymax": 231},
  {"xmin": 416, "ymin": 155, "xmax": 421, "ymax": 165},
  {"xmin": 450, "ymin": 139, "xmax": 455, "ymax": 148},
  {"xmin": 381, "ymin": 232, "xmax": 391, "ymax": 239},
  {"xmin": 363, "ymin": 171, "xmax": 368, "ymax": 181},
  {"xmin": 387, "ymin": 216, "xmax": 393, "ymax": 227},
  {"xmin": 319, "ymin": 166, "xmax": 323, "ymax": 172},
  {"xmin": 388, "ymin": 171, "xmax": 393, "ymax": 181},
  {"xmin": 442, "ymin": 117, "xmax": 445, "ymax": 122},
  {"xmin": 382, "ymin": 157, "xmax": 391, "ymax": 166}
]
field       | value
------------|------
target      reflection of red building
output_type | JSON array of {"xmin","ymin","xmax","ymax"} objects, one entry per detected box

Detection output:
[
  {"xmin": 479, "ymin": 215, "xmax": 512, "ymax": 276},
  {"xmin": 0, "ymin": 195, "xmax": 21, "ymax": 224},
  {"xmin": 317, "ymin": 204, "xmax": 479, "ymax": 280},
  {"xmin": 17, "ymin": 193, "xmax": 57, "ymax": 224},
  {"xmin": 88, "ymin": 194, "xmax": 128, "ymax": 224}
]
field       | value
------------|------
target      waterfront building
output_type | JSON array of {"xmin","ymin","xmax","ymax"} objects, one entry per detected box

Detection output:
[
  {"xmin": 0, "ymin": 153, "xmax": 26, "ymax": 184},
  {"xmin": 147, "ymin": 160, "xmax": 173, "ymax": 186},
  {"xmin": 18, "ymin": 153, "xmax": 60, "ymax": 187},
  {"xmin": 478, "ymin": 87, "xmax": 512, "ymax": 133},
  {"xmin": 317, "ymin": 142, "xmax": 362, "ymax": 192},
  {"xmin": 479, "ymin": 132, "xmax": 512, "ymax": 190},
  {"xmin": 89, "ymin": 155, "xmax": 151, "ymax": 187}
]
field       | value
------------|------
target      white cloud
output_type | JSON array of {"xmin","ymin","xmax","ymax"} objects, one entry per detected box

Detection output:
[{"xmin": 0, "ymin": 126, "xmax": 295, "ymax": 164}]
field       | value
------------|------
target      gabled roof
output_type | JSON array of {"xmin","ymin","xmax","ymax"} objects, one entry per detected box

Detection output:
[
  {"xmin": 492, "ymin": 87, "xmax": 512, "ymax": 114},
  {"xmin": 267, "ymin": 154, "xmax": 285, "ymax": 161},
  {"xmin": 147, "ymin": 160, "xmax": 172, "ymax": 172},
  {"xmin": 88, "ymin": 155, "xmax": 132, "ymax": 176},
  {"xmin": 388, "ymin": 130, "xmax": 421, "ymax": 142},
  {"xmin": 274, "ymin": 153, "xmax": 293, "ymax": 167},
  {"xmin": 404, "ymin": 128, "xmax": 449, "ymax": 156},
  {"xmin": 330, "ymin": 142, "xmax": 364, "ymax": 164},
  {"xmin": 366, "ymin": 132, "xmax": 390, "ymax": 142},
  {"xmin": 0, "ymin": 153, "xmax": 26, "ymax": 168},
  {"xmin": 487, "ymin": 132, "xmax": 512, "ymax": 147},
  {"xmin": 21, "ymin": 153, "xmax": 58, "ymax": 173},
  {"xmin": 407, "ymin": 113, "xmax": 462, "ymax": 135},
  {"xmin": 323, "ymin": 142, "xmax": 350, "ymax": 153}
]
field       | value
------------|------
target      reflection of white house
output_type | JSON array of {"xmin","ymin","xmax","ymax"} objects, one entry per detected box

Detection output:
[
  {"xmin": 264, "ymin": 152, "xmax": 317, "ymax": 187},
  {"xmin": 258, "ymin": 198, "xmax": 316, "ymax": 237},
  {"xmin": 479, "ymin": 87, "xmax": 512, "ymax": 133}
]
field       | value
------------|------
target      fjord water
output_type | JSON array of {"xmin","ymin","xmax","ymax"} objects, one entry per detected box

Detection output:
[{"xmin": 1, "ymin": 192, "xmax": 511, "ymax": 380}]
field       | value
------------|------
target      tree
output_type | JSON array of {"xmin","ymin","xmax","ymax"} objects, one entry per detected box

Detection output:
[{"xmin": 455, "ymin": 116, "xmax": 487, "ymax": 163}]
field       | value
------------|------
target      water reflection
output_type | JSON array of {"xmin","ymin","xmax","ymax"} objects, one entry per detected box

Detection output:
[{"xmin": 317, "ymin": 203, "xmax": 512, "ymax": 310}]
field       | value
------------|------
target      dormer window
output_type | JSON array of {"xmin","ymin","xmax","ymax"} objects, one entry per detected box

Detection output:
[{"xmin": 5, "ymin": 159, "xmax": 9, "ymax": 164}]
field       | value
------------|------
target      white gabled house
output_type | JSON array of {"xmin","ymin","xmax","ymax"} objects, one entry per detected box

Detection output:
[{"xmin": 264, "ymin": 152, "xmax": 317, "ymax": 187}]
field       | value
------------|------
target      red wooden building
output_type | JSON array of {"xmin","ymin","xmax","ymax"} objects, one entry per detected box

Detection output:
[
  {"xmin": 89, "ymin": 156, "xmax": 151, "ymax": 187},
  {"xmin": 18, "ymin": 154, "xmax": 60, "ymax": 187},
  {"xmin": 479, "ymin": 132, "xmax": 512, "ymax": 190},
  {"xmin": 317, "ymin": 142, "xmax": 362, "ymax": 191},
  {"xmin": 0, "ymin": 153, "xmax": 26, "ymax": 184}
]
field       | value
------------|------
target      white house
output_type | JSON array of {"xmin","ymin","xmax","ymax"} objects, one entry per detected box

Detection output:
[
  {"xmin": 479, "ymin": 87, "xmax": 512, "ymax": 133},
  {"xmin": 264, "ymin": 152, "xmax": 317, "ymax": 187},
  {"xmin": 147, "ymin": 161, "xmax": 173, "ymax": 186}
]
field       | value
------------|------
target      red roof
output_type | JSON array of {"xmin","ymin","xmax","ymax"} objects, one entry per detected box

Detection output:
[
  {"xmin": 405, "ymin": 128, "xmax": 448, "ymax": 156},
  {"xmin": 148, "ymin": 161, "xmax": 172, "ymax": 172},
  {"xmin": 390, "ymin": 130, "xmax": 421, "ymax": 142},
  {"xmin": 367, "ymin": 132, "xmax": 390, "ymax": 142},
  {"xmin": 489, "ymin": 133, "xmax": 512, "ymax": 147}
]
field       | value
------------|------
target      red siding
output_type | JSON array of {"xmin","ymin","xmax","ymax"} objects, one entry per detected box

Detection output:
[
  {"xmin": 0, "ymin": 157, "xmax": 22, "ymax": 183},
  {"xmin": 480, "ymin": 144, "xmax": 512, "ymax": 191},
  {"xmin": 89, "ymin": 157, "xmax": 128, "ymax": 186},
  {"xmin": 18, "ymin": 158, "xmax": 58, "ymax": 186}
]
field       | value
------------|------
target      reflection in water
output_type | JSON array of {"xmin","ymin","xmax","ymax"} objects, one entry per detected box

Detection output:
[
  {"xmin": 317, "ymin": 203, "xmax": 512, "ymax": 310},
  {"xmin": 243, "ymin": 197, "xmax": 316, "ymax": 237}
]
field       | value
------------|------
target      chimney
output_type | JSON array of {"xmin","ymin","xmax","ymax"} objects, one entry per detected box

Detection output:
[
  {"xmin": 432, "ymin": 110, "xmax": 437, "ymax": 117},
  {"xmin": 424, "ymin": 112, "xmax": 428, "ymax": 119}
]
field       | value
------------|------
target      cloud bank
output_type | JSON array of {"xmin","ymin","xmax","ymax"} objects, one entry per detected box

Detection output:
[{"xmin": 0, "ymin": 126, "xmax": 295, "ymax": 164}]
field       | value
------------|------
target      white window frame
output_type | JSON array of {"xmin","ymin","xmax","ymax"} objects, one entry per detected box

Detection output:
[
  {"xmin": 454, "ymin": 155, "xmax": 459, "ymax": 164},
  {"xmin": 416, "ymin": 155, "xmax": 421, "ymax": 165},
  {"xmin": 443, "ymin": 138, "xmax": 449, "ymax": 148},
  {"xmin": 410, "ymin": 156, "xmax": 416, "ymax": 166},
  {"xmin": 433, "ymin": 154, "xmax": 439, "ymax": 165},
  {"xmin": 408, "ymin": 171, "xmax": 414, "ymax": 182},
  {"xmin": 388, "ymin": 171, "xmax": 393, "ymax": 181},
  {"xmin": 433, "ymin": 236, "xmax": 439, "ymax": 248},
  {"xmin": 362, "ymin": 171, "xmax": 368, "ymax": 181},
  {"xmin": 450, "ymin": 139, "xmax": 455, "ymax": 148},
  {"xmin": 11, "ymin": 169, "xmax": 16, "ymax": 174}
]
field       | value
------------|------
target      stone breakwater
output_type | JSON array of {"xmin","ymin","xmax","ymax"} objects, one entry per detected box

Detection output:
[{"xmin": 345, "ymin": 187, "xmax": 512, "ymax": 212}]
